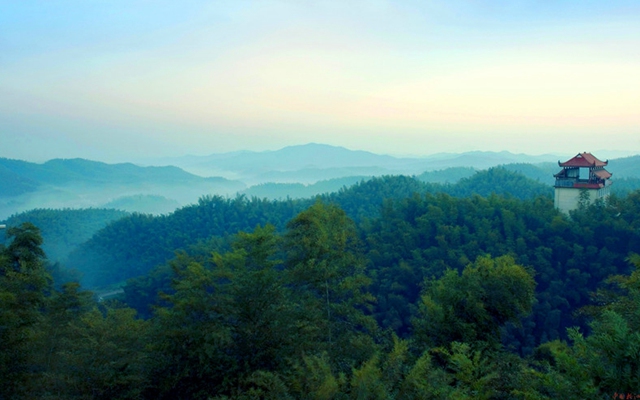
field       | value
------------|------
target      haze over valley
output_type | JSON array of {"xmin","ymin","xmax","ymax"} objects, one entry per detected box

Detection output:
[
  {"xmin": 2, "ymin": 142, "xmax": 640, "ymax": 271},
  {"xmin": 4, "ymin": 143, "xmax": 640, "ymax": 222}
]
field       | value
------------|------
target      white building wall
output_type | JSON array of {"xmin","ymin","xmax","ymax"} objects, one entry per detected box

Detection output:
[{"xmin": 554, "ymin": 187, "xmax": 602, "ymax": 214}]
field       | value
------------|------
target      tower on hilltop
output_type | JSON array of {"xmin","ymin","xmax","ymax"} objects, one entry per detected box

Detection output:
[{"xmin": 554, "ymin": 152, "xmax": 612, "ymax": 213}]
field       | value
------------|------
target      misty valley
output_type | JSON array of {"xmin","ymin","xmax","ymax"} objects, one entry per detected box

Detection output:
[{"xmin": 2, "ymin": 144, "xmax": 640, "ymax": 398}]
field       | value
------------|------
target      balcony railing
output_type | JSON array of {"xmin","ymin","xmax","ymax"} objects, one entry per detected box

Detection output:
[
  {"xmin": 554, "ymin": 179, "xmax": 575, "ymax": 187},
  {"xmin": 555, "ymin": 178, "xmax": 603, "ymax": 188}
]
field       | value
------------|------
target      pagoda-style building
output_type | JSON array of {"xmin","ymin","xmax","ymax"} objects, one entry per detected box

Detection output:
[{"xmin": 554, "ymin": 152, "xmax": 612, "ymax": 213}]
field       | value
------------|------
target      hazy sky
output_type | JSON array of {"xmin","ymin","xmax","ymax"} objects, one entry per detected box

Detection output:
[{"xmin": 1, "ymin": 1, "xmax": 639, "ymax": 162}]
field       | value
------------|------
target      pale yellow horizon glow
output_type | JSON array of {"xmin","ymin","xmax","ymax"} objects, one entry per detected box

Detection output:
[
  {"xmin": 1, "ymin": 1, "xmax": 639, "ymax": 162},
  {"xmin": 63, "ymin": 49, "xmax": 639, "ymax": 133}
]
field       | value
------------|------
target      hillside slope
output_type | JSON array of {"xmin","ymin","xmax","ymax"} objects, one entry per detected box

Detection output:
[{"xmin": 67, "ymin": 167, "xmax": 552, "ymax": 288}]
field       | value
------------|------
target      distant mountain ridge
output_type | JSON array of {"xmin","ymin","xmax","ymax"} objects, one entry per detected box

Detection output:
[
  {"xmin": 0, "ymin": 157, "xmax": 245, "ymax": 219},
  {"xmin": 151, "ymin": 143, "xmax": 564, "ymax": 184},
  {"xmin": 0, "ymin": 157, "xmax": 231, "ymax": 186}
]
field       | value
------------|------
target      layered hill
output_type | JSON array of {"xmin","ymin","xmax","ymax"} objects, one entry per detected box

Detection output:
[
  {"xmin": 153, "ymin": 143, "xmax": 561, "ymax": 184},
  {"xmin": 0, "ymin": 158, "xmax": 246, "ymax": 219},
  {"xmin": 1, "ymin": 208, "xmax": 129, "ymax": 263},
  {"xmin": 65, "ymin": 167, "xmax": 553, "ymax": 288}
]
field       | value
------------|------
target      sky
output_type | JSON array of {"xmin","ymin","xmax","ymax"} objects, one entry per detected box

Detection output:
[{"xmin": 1, "ymin": 0, "xmax": 639, "ymax": 163}]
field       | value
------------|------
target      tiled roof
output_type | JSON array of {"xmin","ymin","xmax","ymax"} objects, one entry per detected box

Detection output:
[
  {"xmin": 559, "ymin": 152, "xmax": 608, "ymax": 167},
  {"xmin": 553, "ymin": 169, "xmax": 569, "ymax": 178},
  {"xmin": 593, "ymin": 169, "xmax": 612, "ymax": 179}
]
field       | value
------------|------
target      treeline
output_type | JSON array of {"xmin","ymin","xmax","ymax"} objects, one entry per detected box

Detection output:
[
  {"xmin": 66, "ymin": 168, "xmax": 552, "ymax": 288},
  {"xmin": 240, "ymin": 176, "xmax": 370, "ymax": 200},
  {"xmin": 3, "ymin": 207, "xmax": 640, "ymax": 398}
]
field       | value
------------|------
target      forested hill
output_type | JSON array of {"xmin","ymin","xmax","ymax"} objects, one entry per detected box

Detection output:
[
  {"xmin": 417, "ymin": 157, "xmax": 640, "ymax": 193},
  {"xmin": 239, "ymin": 176, "xmax": 370, "ymax": 200},
  {"xmin": 116, "ymin": 186, "xmax": 640, "ymax": 364},
  {"xmin": 0, "ymin": 157, "xmax": 246, "ymax": 219},
  {"xmin": 1, "ymin": 208, "xmax": 129, "ymax": 263},
  {"xmin": 241, "ymin": 165, "xmax": 555, "ymax": 204},
  {"xmin": 606, "ymin": 154, "xmax": 640, "ymax": 178},
  {"xmin": 0, "ymin": 157, "xmax": 236, "ymax": 189},
  {"xmin": 67, "ymin": 167, "xmax": 552, "ymax": 287},
  {"xmin": 5, "ymin": 172, "xmax": 640, "ymax": 397}
]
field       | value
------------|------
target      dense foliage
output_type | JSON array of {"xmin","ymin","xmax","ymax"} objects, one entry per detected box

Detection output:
[
  {"xmin": 66, "ymin": 168, "xmax": 552, "ymax": 288},
  {"xmin": 4, "ymin": 166, "xmax": 640, "ymax": 398},
  {"xmin": 4, "ymin": 201, "xmax": 640, "ymax": 398},
  {"xmin": 362, "ymin": 191, "xmax": 640, "ymax": 354}
]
